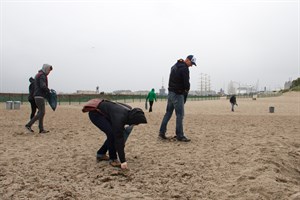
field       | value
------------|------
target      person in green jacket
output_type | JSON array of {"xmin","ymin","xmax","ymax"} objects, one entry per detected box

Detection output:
[{"xmin": 146, "ymin": 88, "xmax": 157, "ymax": 112}]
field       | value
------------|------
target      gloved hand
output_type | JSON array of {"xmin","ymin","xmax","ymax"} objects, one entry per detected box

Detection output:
[{"xmin": 184, "ymin": 92, "xmax": 188, "ymax": 104}]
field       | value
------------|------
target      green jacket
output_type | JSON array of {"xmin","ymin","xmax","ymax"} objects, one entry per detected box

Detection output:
[{"xmin": 146, "ymin": 89, "xmax": 157, "ymax": 101}]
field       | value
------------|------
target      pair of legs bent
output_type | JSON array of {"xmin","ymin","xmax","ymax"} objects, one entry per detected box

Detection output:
[
  {"xmin": 88, "ymin": 111, "xmax": 134, "ymax": 163},
  {"xmin": 89, "ymin": 111, "xmax": 117, "ymax": 161}
]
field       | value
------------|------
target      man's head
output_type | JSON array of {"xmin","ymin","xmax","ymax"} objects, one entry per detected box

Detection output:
[
  {"xmin": 185, "ymin": 55, "xmax": 197, "ymax": 67},
  {"xmin": 127, "ymin": 108, "xmax": 147, "ymax": 125}
]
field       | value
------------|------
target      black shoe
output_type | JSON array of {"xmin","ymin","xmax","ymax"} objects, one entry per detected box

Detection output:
[
  {"xmin": 109, "ymin": 159, "xmax": 121, "ymax": 168},
  {"xmin": 96, "ymin": 154, "xmax": 109, "ymax": 162},
  {"xmin": 158, "ymin": 133, "xmax": 167, "ymax": 140},
  {"xmin": 39, "ymin": 130, "xmax": 49, "ymax": 134},
  {"xmin": 25, "ymin": 125, "xmax": 34, "ymax": 133},
  {"xmin": 177, "ymin": 136, "xmax": 191, "ymax": 142}
]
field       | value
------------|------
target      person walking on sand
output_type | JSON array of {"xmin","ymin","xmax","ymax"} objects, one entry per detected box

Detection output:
[
  {"xmin": 25, "ymin": 64, "xmax": 53, "ymax": 134},
  {"xmin": 28, "ymin": 77, "xmax": 37, "ymax": 119},
  {"xmin": 229, "ymin": 95, "xmax": 238, "ymax": 112},
  {"xmin": 146, "ymin": 88, "xmax": 157, "ymax": 112},
  {"xmin": 82, "ymin": 99, "xmax": 147, "ymax": 170},
  {"xmin": 158, "ymin": 55, "xmax": 197, "ymax": 142}
]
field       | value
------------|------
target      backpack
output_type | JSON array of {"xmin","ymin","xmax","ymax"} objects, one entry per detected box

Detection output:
[{"xmin": 82, "ymin": 99, "xmax": 104, "ymax": 113}]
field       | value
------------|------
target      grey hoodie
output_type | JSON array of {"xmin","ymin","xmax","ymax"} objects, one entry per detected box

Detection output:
[{"xmin": 42, "ymin": 64, "xmax": 53, "ymax": 75}]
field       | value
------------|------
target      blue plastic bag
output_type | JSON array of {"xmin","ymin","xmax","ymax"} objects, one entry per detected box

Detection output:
[{"xmin": 47, "ymin": 89, "xmax": 57, "ymax": 111}]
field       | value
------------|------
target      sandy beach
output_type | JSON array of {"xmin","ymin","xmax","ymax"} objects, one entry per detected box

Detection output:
[{"xmin": 0, "ymin": 92, "xmax": 299, "ymax": 200}]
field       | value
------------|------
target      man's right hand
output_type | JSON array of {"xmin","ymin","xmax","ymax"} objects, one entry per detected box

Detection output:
[{"xmin": 121, "ymin": 162, "xmax": 128, "ymax": 169}]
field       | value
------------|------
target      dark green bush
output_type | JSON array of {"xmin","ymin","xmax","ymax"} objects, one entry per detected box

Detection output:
[{"xmin": 291, "ymin": 77, "xmax": 300, "ymax": 88}]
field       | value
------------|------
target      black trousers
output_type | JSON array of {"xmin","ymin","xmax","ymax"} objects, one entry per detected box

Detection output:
[
  {"xmin": 29, "ymin": 99, "xmax": 37, "ymax": 119},
  {"xmin": 149, "ymin": 101, "xmax": 154, "ymax": 112},
  {"xmin": 88, "ymin": 111, "xmax": 117, "ymax": 160}
]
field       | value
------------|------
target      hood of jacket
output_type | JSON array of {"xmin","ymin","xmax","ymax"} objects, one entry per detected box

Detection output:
[
  {"xmin": 127, "ymin": 108, "xmax": 147, "ymax": 125},
  {"xmin": 42, "ymin": 64, "xmax": 53, "ymax": 75}
]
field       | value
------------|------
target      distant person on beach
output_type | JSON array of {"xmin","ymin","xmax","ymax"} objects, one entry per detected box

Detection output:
[
  {"xmin": 25, "ymin": 64, "xmax": 53, "ymax": 133},
  {"xmin": 146, "ymin": 88, "xmax": 157, "ymax": 112},
  {"xmin": 28, "ymin": 77, "xmax": 37, "ymax": 119},
  {"xmin": 158, "ymin": 55, "xmax": 197, "ymax": 142},
  {"xmin": 229, "ymin": 95, "xmax": 238, "ymax": 112},
  {"xmin": 82, "ymin": 99, "xmax": 147, "ymax": 170}
]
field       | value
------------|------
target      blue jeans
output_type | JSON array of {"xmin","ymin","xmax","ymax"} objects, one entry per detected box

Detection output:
[
  {"xmin": 159, "ymin": 91, "xmax": 185, "ymax": 138},
  {"xmin": 88, "ymin": 111, "xmax": 133, "ymax": 160}
]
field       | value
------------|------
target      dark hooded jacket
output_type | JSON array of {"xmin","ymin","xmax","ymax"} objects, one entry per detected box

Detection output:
[
  {"xmin": 97, "ymin": 101, "xmax": 147, "ymax": 163},
  {"xmin": 34, "ymin": 64, "xmax": 52, "ymax": 98},
  {"xmin": 168, "ymin": 59, "xmax": 190, "ymax": 94}
]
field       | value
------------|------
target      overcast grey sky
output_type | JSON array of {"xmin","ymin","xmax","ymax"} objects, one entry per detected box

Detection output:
[{"xmin": 0, "ymin": 0, "xmax": 299, "ymax": 93}]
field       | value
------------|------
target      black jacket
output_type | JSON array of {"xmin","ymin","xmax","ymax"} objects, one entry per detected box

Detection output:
[
  {"xmin": 97, "ymin": 101, "xmax": 132, "ymax": 163},
  {"xmin": 34, "ymin": 71, "xmax": 50, "ymax": 98},
  {"xmin": 230, "ymin": 96, "xmax": 237, "ymax": 104},
  {"xmin": 28, "ymin": 81, "xmax": 35, "ymax": 101},
  {"xmin": 168, "ymin": 59, "xmax": 190, "ymax": 94}
]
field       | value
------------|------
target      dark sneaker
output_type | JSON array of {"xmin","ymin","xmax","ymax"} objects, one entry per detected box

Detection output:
[
  {"xmin": 109, "ymin": 160, "xmax": 121, "ymax": 168},
  {"xmin": 39, "ymin": 130, "xmax": 49, "ymax": 134},
  {"xmin": 158, "ymin": 133, "xmax": 167, "ymax": 140},
  {"xmin": 177, "ymin": 136, "xmax": 191, "ymax": 142},
  {"xmin": 96, "ymin": 154, "xmax": 109, "ymax": 162},
  {"xmin": 25, "ymin": 125, "xmax": 34, "ymax": 133}
]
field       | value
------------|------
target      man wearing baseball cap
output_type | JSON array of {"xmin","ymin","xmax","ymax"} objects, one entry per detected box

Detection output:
[
  {"xmin": 159, "ymin": 55, "xmax": 197, "ymax": 142},
  {"xmin": 187, "ymin": 55, "xmax": 197, "ymax": 66}
]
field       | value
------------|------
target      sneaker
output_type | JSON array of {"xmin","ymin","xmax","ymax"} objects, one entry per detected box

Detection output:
[
  {"xmin": 177, "ymin": 136, "xmax": 191, "ymax": 142},
  {"xmin": 109, "ymin": 160, "xmax": 121, "ymax": 168},
  {"xmin": 158, "ymin": 133, "xmax": 167, "ymax": 140},
  {"xmin": 39, "ymin": 130, "xmax": 49, "ymax": 134},
  {"xmin": 25, "ymin": 125, "xmax": 34, "ymax": 133},
  {"xmin": 96, "ymin": 154, "xmax": 109, "ymax": 162}
]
